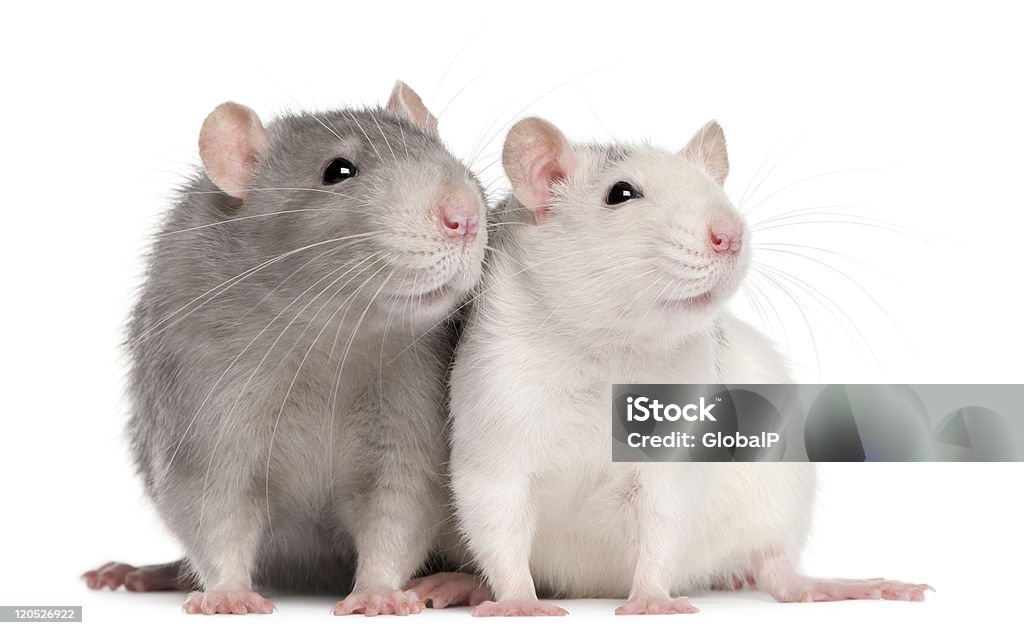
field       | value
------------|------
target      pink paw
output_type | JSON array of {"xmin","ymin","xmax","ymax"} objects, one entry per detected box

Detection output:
[
  {"xmin": 182, "ymin": 590, "xmax": 275, "ymax": 615},
  {"xmin": 405, "ymin": 572, "xmax": 492, "ymax": 608},
  {"xmin": 83, "ymin": 562, "xmax": 135, "ymax": 590},
  {"xmin": 83, "ymin": 560, "xmax": 189, "ymax": 592},
  {"xmin": 471, "ymin": 599, "xmax": 568, "ymax": 617},
  {"xmin": 773, "ymin": 578, "xmax": 934, "ymax": 603},
  {"xmin": 332, "ymin": 590, "xmax": 424, "ymax": 616},
  {"xmin": 615, "ymin": 596, "xmax": 700, "ymax": 615}
]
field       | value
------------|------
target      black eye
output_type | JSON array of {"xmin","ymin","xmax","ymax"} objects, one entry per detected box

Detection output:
[
  {"xmin": 323, "ymin": 158, "xmax": 358, "ymax": 185},
  {"xmin": 606, "ymin": 181, "xmax": 641, "ymax": 205}
]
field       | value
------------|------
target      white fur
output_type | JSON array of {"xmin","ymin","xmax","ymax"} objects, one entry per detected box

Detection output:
[{"xmin": 449, "ymin": 138, "xmax": 816, "ymax": 602}]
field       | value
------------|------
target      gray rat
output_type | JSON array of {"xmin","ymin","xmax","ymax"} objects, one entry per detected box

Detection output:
[
  {"xmin": 83, "ymin": 82, "xmax": 487, "ymax": 615},
  {"xmin": 444, "ymin": 117, "xmax": 932, "ymax": 616}
]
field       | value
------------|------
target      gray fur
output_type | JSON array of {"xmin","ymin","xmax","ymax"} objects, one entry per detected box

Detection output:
[{"xmin": 126, "ymin": 106, "xmax": 486, "ymax": 595}]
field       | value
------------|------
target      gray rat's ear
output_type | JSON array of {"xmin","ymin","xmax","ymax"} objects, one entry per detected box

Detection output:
[
  {"xmin": 198, "ymin": 102, "xmax": 269, "ymax": 200},
  {"xmin": 502, "ymin": 117, "xmax": 577, "ymax": 224},
  {"xmin": 387, "ymin": 80, "xmax": 439, "ymax": 134},
  {"xmin": 682, "ymin": 120, "xmax": 729, "ymax": 186}
]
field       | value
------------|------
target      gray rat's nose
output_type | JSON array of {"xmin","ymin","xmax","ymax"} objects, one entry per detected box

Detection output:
[{"xmin": 439, "ymin": 195, "xmax": 480, "ymax": 239}]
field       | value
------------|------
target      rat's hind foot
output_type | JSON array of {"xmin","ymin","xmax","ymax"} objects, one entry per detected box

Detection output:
[
  {"xmin": 471, "ymin": 599, "xmax": 568, "ymax": 617},
  {"xmin": 769, "ymin": 577, "xmax": 933, "ymax": 602},
  {"xmin": 615, "ymin": 595, "xmax": 700, "ymax": 615},
  {"xmin": 83, "ymin": 562, "xmax": 134, "ymax": 590},
  {"xmin": 757, "ymin": 554, "xmax": 933, "ymax": 603},
  {"xmin": 83, "ymin": 559, "xmax": 192, "ymax": 592},
  {"xmin": 405, "ymin": 572, "xmax": 492, "ymax": 608},
  {"xmin": 183, "ymin": 590, "xmax": 274, "ymax": 615},
  {"xmin": 332, "ymin": 590, "xmax": 424, "ymax": 616}
]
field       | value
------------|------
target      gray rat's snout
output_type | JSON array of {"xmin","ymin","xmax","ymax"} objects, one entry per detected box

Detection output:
[{"xmin": 435, "ymin": 190, "xmax": 482, "ymax": 241}]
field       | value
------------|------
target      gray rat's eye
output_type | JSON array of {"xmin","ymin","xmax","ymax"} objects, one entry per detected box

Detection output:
[
  {"xmin": 606, "ymin": 181, "xmax": 641, "ymax": 205},
  {"xmin": 323, "ymin": 158, "xmax": 358, "ymax": 185}
]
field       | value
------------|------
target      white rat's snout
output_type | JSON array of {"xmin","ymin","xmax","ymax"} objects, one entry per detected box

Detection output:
[
  {"xmin": 708, "ymin": 212, "xmax": 745, "ymax": 254},
  {"xmin": 650, "ymin": 204, "xmax": 749, "ymax": 317}
]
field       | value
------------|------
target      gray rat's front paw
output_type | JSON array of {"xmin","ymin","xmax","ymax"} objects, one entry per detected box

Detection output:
[
  {"xmin": 332, "ymin": 589, "xmax": 425, "ymax": 616},
  {"xmin": 182, "ymin": 590, "xmax": 274, "ymax": 615}
]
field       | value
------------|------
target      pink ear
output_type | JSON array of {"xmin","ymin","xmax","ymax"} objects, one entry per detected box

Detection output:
[
  {"xmin": 682, "ymin": 120, "xmax": 729, "ymax": 186},
  {"xmin": 386, "ymin": 80, "xmax": 439, "ymax": 133},
  {"xmin": 502, "ymin": 117, "xmax": 577, "ymax": 223},
  {"xmin": 198, "ymin": 102, "xmax": 269, "ymax": 199}
]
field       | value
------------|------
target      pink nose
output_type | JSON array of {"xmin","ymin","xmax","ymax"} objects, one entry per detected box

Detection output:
[
  {"xmin": 439, "ymin": 198, "xmax": 480, "ymax": 239},
  {"xmin": 708, "ymin": 219, "xmax": 743, "ymax": 253}
]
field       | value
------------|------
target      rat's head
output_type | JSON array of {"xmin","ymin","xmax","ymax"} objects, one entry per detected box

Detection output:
[
  {"xmin": 502, "ymin": 117, "xmax": 747, "ymax": 343},
  {"xmin": 197, "ymin": 81, "xmax": 486, "ymax": 330}
]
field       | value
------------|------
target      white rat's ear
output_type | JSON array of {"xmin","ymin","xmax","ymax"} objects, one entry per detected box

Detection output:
[
  {"xmin": 198, "ymin": 102, "xmax": 269, "ymax": 200},
  {"xmin": 502, "ymin": 117, "xmax": 577, "ymax": 223},
  {"xmin": 386, "ymin": 80, "xmax": 438, "ymax": 134},
  {"xmin": 682, "ymin": 120, "xmax": 729, "ymax": 186}
]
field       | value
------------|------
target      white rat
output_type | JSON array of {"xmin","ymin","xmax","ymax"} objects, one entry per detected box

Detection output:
[{"xmin": 443, "ymin": 117, "xmax": 932, "ymax": 615}]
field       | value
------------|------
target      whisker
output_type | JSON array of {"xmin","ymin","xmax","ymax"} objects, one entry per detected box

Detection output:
[
  {"xmin": 132, "ymin": 231, "xmax": 386, "ymax": 346},
  {"xmin": 229, "ymin": 243, "xmax": 351, "ymax": 327},
  {"xmin": 264, "ymin": 265, "xmax": 394, "ymax": 536},
  {"xmin": 183, "ymin": 186, "xmax": 377, "ymax": 205},
  {"xmin": 345, "ymin": 111, "xmax": 384, "ymax": 162},
  {"xmin": 757, "ymin": 243, "xmax": 892, "ymax": 279},
  {"xmin": 165, "ymin": 250, "xmax": 386, "ymax": 485},
  {"xmin": 435, "ymin": 71, "xmax": 485, "ymax": 123},
  {"xmin": 742, "ymin": 274, "xmax": 793, "ymax": 357},
  {"xmin": 754, "ymin": 217, "xmax": 925, "ymax": 240},
  {"xmin": 747, "ymin": 266, "xmax": 822, "ymax": 380},
  {"xmin": 735, "ymin": 136, "xmax": 786, "ymax": 211},
  {"xmin": 742, "ymin": 167, "xmax": 888, "ymax": 217},
  {"xmin": 369, "ymin": 110, "xmax": 398, "ymax": 162},
  {"xmin": 465, "ymin": 65, "xmax": 614, "ymax": 168},
  {"xmin": 753, "ymin": 262, "xmax": 887, "ymax": 370},
  {"xmin": 751, "ymin": 208, "xmax": 926, "ymax": 239},
  {"xmin": 307, "ymin": 111, "xmax": 345, "ymax": 144},
  {"xmin": 429, "ymin": 28, "xmax": 483, "ymax": 114},
  {"xmin": 197, "ymin": 252, "xmax": 385, "ymax": 531},
  {"xmin": 158, "ymin": 207, "xmax": 334, "ymax": 237}
]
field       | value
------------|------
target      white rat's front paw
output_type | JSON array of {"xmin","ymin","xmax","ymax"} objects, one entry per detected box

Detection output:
[
  {"xmin": 615, "ymin": 595, "xmax": 700, "ymax": 615},
  {"xmin": 332, "ymin": 589, "xmax": 424, "ymax": 616},
  {"xmin": 471, "ymin": 599, "xmax": 568, "ymax": 617}
]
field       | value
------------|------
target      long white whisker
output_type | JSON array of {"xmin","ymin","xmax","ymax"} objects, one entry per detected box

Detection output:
[
  {"xmin": 132, "ymin": 231, "xmax": 384, "ymax": 345},
  {"xmin": 264, "ymin": 266, "xmax": 394, "ymax": 537},
  {"xmin": 747, "ymin": 266, "xmax": 822, "ymax": 380},
  {"xmin": 345, "ymin": 111, "xmax": 384, "ymax": 162},
  {"xmin": 196, "ymin": 252, "xmax": 384, "ymax": 531}
]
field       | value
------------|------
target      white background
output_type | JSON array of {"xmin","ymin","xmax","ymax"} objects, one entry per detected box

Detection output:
[{"xmin": 1, "ymin": 1, "xmax": 1022, "ymax": 633}]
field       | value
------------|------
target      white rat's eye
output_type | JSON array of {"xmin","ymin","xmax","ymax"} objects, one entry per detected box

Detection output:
[
  {"xmin": 323, "ymin": 158, "xmax": 358, "ymax": 185},
  {"xmin": 606, "ymin": 181, "xmax": 641, "ymax": 205}
]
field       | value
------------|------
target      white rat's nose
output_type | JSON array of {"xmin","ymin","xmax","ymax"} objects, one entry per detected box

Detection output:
[
  {"xmin": 438, "ymin": 194, "xmax": 480, "ymax": 240},
  {"xmin": 708, "ymin": 215, "xmax": 743, "ymax": 253}
]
